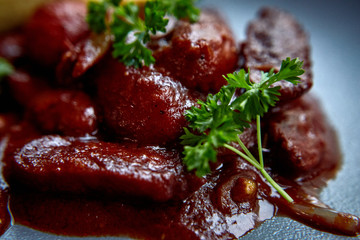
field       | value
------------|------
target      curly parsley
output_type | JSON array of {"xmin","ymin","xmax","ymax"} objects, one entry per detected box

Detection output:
[
  {"xmin": 86, "ymin": 0, "xmax": 200, "ymax": 68},
  {"xmin": 181, "ymin": 58, "xmax": 305, "ymax": 202}
]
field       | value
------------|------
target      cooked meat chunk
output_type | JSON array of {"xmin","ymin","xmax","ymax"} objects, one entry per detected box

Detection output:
[
  {"xmin": 56, "ymin": 33, "xmax": 112, "ymax": 84},
  {"xmin": 28, "ymin": 90, "xmax": 97, "ymax": 136},
  {"xmin": 96, "ymin": 57, "xmax": 198, "ymax": 145},
  {"xmin": 267, "ymin": 94, "xmax": 328, "ymax": 172},
  {"xmin": 25, "ymin": 0, "xmax": 89, "ymax": 67},
  {"xmin": 4, "ymin": 135, "xmax": 203, "ymax": 202},
  {"xmin": 243, "ymin": 7, "xmax": 312, "ymax": 100},
  {"xmin": 153, "ymin": 10, "xmax": 238, "ymax": 93},
  {"xmin": 176, "ymin": 156, "xmax": 274, "ymax": 240},
  {"xmin": 7, "ymin": 69, "xmax": 49, "ymax": 107}
]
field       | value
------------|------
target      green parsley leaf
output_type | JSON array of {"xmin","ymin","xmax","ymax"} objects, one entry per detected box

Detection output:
[
  {"xmin": 86, "ymin": 0, "xmax": 200, "ymax": 68},
  {"xmin": 229, "ymin": 57, "xmax": 304, "ymax": 121},
  {"xmin": 86, "ymin": 1, "xmax": 108, "ymax": 33},
  {"xmin": 165, "ymin": 0, "xmax": 200, "ymax": 23},
  {"xmin": 145, "ymin": 1, "xmax": 169, "ymax": 35},
  {"xmin": 0, "ymin": 57, "xmax": 14, "ymax": 94},
  {"xmin": 183, "ymin": 141, "xmax": 217, "ymax": 177},
  {"xmin": 181, "ymin": 58, "xmax": 305, "ymax": 202},
  {"xmin": 109, "ymin": 2, "xmax": 155, "ymax": 67},
  {"xmin": 0, "ymin": 57, "xmax": 13, "ymax": 79}
]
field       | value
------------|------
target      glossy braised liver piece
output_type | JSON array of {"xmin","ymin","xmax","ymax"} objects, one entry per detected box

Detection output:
[
  {"xmin": 175, "ymin": 157, "xmax": 274, "ymax": 240},
  {"xmin": 25, "ymin": 0, "xmax": 89, "ymax": 67},
  {"xmin": 96, "ymin": 57, "xmax": 198, "ymax": 145},
  {"xmin": 7, "ymin": 69, "xmax": 49, "ymax": 107},
  {"xmin": 28, "ymin": 90, "xmax": 97, "ymax": 136},
  {"xmin": 243, "ymin": 7, "xmax": 312, "ymax": 101},
  {"xmin": 267, "ymin": 94, "xmax": 328, "ymax": 172},
  {"xmin": 0, "ymin": 1, "xmax": 358, "ymax": 238},
  {"xmin": 153, "ymin": 10, "xmax": 238, "ymax": 93},
  {"xmin": 56, "ymin": 33, "xmax": 112, "ymax": 84},
  {"xmin": 4, "ymin": 135, "xmax": 203, "ymax": 202}
]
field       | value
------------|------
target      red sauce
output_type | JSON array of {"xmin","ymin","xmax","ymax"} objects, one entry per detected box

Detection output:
[
  {"xmin": 2, "ymin": 97, "xmax": 359, "ymax": 239},
  {"xmin": 0, "ymin": 1, "xmax": 359, "ymax": 239},
  {"xmin": 0, "ymin": 187, "xmax": 10, "ymax": 236}
]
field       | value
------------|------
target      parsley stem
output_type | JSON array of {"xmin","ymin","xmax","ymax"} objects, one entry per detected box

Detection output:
[
  {"xmin": 227, "ymin": 128, "xmax": 294, "ymax": 203},
  {"xmin": 256, "ymin": 115, "xmax": 264, "ymax": 168},
  {"xmin": 256, "ymin": 115, "xmax": 293, "ymax": 202},
  {"xmin": 224, "ymin": 142, "xmax": 294, "ymax": 202},
  {"xmin": 223, "ymin": 144, "xmax": 262, "ymax": 170},
  {"xmin": 260, "ymin": 169, "xmax": 294, "ymax": 202},
  {"xmin": 236, "ymin": 137, "xmax": 257, "ymax": 163}
]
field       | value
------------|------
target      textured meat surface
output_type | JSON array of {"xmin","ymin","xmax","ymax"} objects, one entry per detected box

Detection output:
[
  {"xmin": 153, "ymin": 10, "xmax": 238, "ymax": 93},
  {"xmin": 56, "ymin": 32, "xmax": 112, "ymax": 84},
  {"xmin": 96, "ymin": 57, "xmax": 198, "ymax": 145},
  {"xmin": 28, "ymin": 90, "xmax": 97, "ymax": 136},
  {"xmin": 267, "ymin": 94, "xmax": 328, "ymax": 172},
  {"xmin": 25, "ymin": 0, "xmax": 89, "ymax": 67},
  {"xmin": 4, "ymin": 135, "xmax": 200, "ymax": 202},
  {"xmin": 6, "ymin": 69, "xmax": 49, "ymax": 107},
  {"xmin": 243, "ymin": 7, "xmax": 312, "ymax": 100}
]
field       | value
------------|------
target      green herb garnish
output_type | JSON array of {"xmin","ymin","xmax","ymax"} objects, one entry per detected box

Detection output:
[
  {"xmin": 0, "ymin": 57, "xmax": 13, "ymax": 79},
  {"xmin": 0, "ymin": 57, "xmax": 13, "ymax": 93},
  {"xmin": 86, "ymin": 0, "xmax": 200, "ymax": 68},
  {"xmin": 181, "ymin": 58, "xmax": 305, "ymax": 202}
]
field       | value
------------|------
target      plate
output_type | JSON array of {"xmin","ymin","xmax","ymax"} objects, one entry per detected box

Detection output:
[{"xmin": 1, "ymin": 0, "xmax": 360, "ymax": 239}]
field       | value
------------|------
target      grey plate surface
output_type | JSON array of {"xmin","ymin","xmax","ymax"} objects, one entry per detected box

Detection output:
[{"xmin": 1, "ymin": 0, "xmax": 360, "ymax": 239}]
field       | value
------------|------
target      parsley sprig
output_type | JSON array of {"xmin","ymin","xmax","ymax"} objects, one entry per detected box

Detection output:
[
  {"xmin": 0, "ymin": 57, "xmax": 13, "ymax": 79},
  {"xmin": 86, "ymin": 0, "xmax": 200, "ymax": 68},
  {"xmin": 181, "ymin": 58, "xmax": 305, "ymax": 202},
  {"xmin": 0, "ymin": 57, "xmax": 13, "ymax": 93}
]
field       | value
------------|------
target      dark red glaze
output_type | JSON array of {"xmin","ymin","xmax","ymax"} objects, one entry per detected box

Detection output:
[
  {"xmin": 0, "ymin": 114, "xmax": 19, "ymax": 137},
  {"xmin": 8, "ymin": 156, "xmax": 275, "ymax": 240},
  {"xmin": 267, "ymin": 94, "xmax": 329, "ymax": 173},
  {"xmin": 0, "ymin": 188, "xmax": 10, "ymax": 236},
  {"xmin": 25, "ymin": 0, "xmax": 89, "ymax": 67},
  {"xmin": 96, "ymin": 56, "xmax": 198, "ymax": 145},
  {"xmin": 57, "ymin": 33, "xmax": 112, "ymax": 84},
  {"xmin": 0, "ymin": 2, "xmax": 359, "ymax": 239},
  {"xmin": 243, "ymin": 7, "xmax": 313, "ymax": 101},
  {"xmin": 28, "ymin": 90, "xmax": 97, "ymax": 136},
  {"xmin": 3, "ymin": 95, "xmax": 359, "ymax": 239},
  {"xmin": 4, "ymin": 135, "xmax": 203, "ymax": 202},
  {"xmin": 153, "ymin": 10, "xmax": 238, "ymax": 93},
  {"xmin": 7, "ymin": 69, "xmax": 49, "ymax": 107}
]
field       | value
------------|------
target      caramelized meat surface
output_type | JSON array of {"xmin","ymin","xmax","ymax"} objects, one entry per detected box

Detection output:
[
  {"xmin": 267, "ymin": 94, "xmax": 329, "ymax": 173},
  {"xmin": 0, "ymin": 1, "xmax": 358, "ymax": 239},
  {"xmin": 56, "ymin": 33, "xmax": 112, "ymax": 84},
  {"xmin": 25, "ymin": 0, "xmax": 89, "ymax": 67},
  {"xmin": 7, "ymin": 69, "xmax": 49, "ymax": 107},
  {"xmin": 28, "ymin": 90, "xmax": 97, "ymax": 136},
  {"xmin": 153, "ymin": 10, "xmax": 238, "ymax": 93},
  {"xmin": 96, "ymin": 57, "xmax": 198, "ymax": 145},
  {"xmin": 4, "ymin": 135, "xmax": 203, "ymax": 202},
  {"xmin": 243, "ymin": 7, "xmax": 312, "ymax": 100}
]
